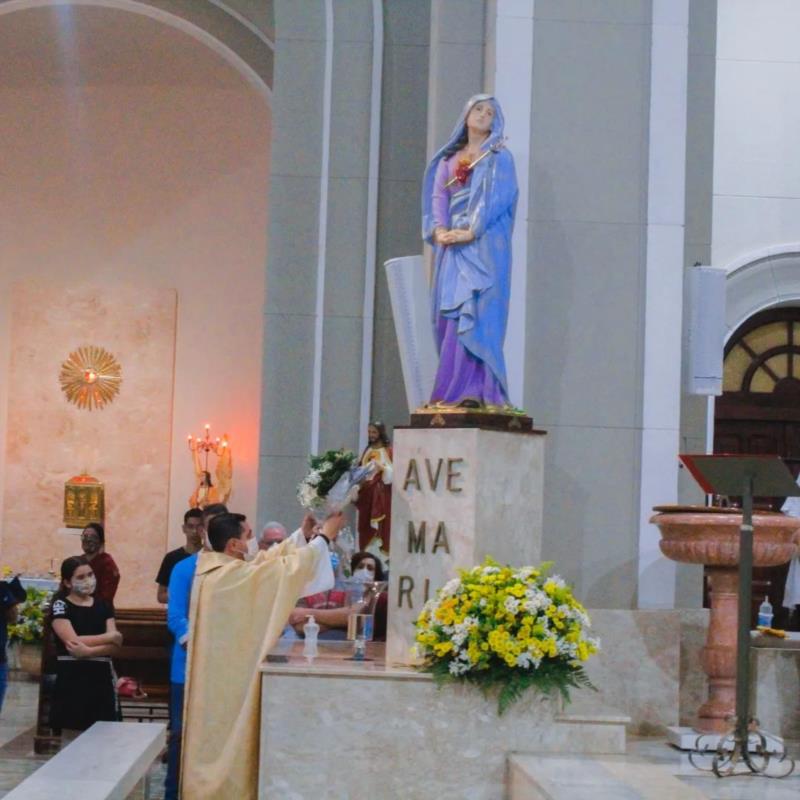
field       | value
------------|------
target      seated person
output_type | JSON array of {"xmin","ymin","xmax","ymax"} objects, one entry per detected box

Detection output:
[
  {"xmin": 350, "ymin": 550, "xmax": 386, "ymax": 582},
  {"xmin": 289, "ymin": 552, "xmax": 388, "ymax": 640},
  {"xmin": 258, "ymin": 521, "xmax": 288, "ymax": 551}
]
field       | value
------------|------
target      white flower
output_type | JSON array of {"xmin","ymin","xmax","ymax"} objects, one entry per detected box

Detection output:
[
  {"xmin": 439, "ymin": 578, "xmax": 460, "ymax": 598},
  {"xmin": 515, "ymin": 652, "xmax": 534, "ymax": 669},
  {"xmin": 448, "ymin": 659, "xmax": 470, "ymax": 676},
  {"xmin": 518, "ymin": 567, "xmax": 536, "ymax": 581},
  {"xmin": 421, "ymin": 598, "xmax": 438, "ymax": 615},
  {"xmin": 307, "ymin": 470, "xmax": 322, "ymax": 486},
  {"xmin": 320, "ymin": 461, "xmax": 332, "ymax": 471},
  {"xmin": 503, "ymin": 596, "xmax": 520, "ymax": 614}
]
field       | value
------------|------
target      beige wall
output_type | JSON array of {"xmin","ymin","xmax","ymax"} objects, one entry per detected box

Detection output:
[{"xmin": 0, "ymin": 5, "xmax": 270, "ymax": 603}]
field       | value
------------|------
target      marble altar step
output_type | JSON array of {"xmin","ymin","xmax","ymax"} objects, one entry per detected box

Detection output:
[
  {"xmin": 508, "ymin": 753, "xmax": 706, "ymax": 800},
  {"xmin": 508, "ymin": 738, "xmax": 800, "ymax": 800}
]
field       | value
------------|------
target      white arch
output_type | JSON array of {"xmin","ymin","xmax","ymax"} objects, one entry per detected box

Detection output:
[
  {"xmin": 704, "ymin": 244, "xmax": 800, "ymax": 453},
  {"xmin": 722, "ymin": 243, "xmax": 800, "ymax": 343},
  {"xmin": 0, "ymin": 0, "xmax": 272, "ymax": 103}
]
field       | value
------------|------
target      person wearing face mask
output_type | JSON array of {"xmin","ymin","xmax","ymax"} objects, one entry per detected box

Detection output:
[
  {"xmin": 50, "ymin": 556, "xmax": 123, "ymax": 733},
  {"xmin": 80, "ymin": 522, "xmax": 120, "ymax": 605},
  {"xmin": 350, "ymin": 551, "xmax": 386, "ymax": 582},
  {"xmin": 180, "ymin": 510, "xmax": 344, "ymax": 799},
  {"xmin": 289, "ymin": 551, "xmax": 388, "ymax": 639}
]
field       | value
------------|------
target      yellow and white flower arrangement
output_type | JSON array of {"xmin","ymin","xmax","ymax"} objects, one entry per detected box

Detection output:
[{"xmin": 414, "ymin": 557, "xmax": 599, "ymax": 713}]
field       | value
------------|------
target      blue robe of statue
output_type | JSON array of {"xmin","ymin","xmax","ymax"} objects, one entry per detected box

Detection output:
[{"xmin": 422, "ymin": 94, "xmax": 518, "ymax": 407}]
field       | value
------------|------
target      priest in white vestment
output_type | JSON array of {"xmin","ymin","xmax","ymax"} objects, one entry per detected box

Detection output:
[{"xmin": 181, "ymin": 511, "xmax": 342, "ymax": 799}]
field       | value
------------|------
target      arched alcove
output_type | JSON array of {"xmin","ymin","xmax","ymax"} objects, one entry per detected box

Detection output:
[
  {"xmin": 0, "ymin": 1, "xmax": 271, "ymax": 606},
  {"xmin": 0, "ymin": 0, "xmax": 273, "ymax": 97}
]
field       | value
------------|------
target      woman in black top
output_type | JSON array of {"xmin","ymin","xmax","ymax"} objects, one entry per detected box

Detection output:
[{"xmin": 50, "ymin": 556, "xmax": 123, "ymax": 731}]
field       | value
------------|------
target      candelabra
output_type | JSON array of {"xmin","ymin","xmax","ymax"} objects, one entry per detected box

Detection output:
[{"xmin": 187, "ymin": 424, "xmax": 228, "ymax": 473}]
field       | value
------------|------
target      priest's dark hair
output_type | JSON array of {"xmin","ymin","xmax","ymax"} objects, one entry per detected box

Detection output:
[
  {"xmin": 183, "ymin": 507, "xmax": 203, "ymax": 525},
  {"xmin": 84, "ymin": 522, "xmax": 105, "ymax": 544},
  {"xmin": 207, "ymin": 513, "xmax": 247, "ymax": 552},
  {"xmin": 201, "ymin": 502, "xmax": 228, "ymax": 525}
]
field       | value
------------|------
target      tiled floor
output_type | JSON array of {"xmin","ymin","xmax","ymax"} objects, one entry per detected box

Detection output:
[{"xmin": 0, "ymin": 677, "xmax": 167, "ymax": 798}]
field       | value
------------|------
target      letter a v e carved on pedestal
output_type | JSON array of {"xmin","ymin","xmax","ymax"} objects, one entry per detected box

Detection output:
[{"xmin": 403, "ymin": 458, "xmax": 464, "ymax": 492}]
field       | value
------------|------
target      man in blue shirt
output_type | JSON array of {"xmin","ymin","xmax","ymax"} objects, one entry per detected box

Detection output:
[{"xmin": 164, "ymin": 502, "xmax": 227, "ymax": 800}]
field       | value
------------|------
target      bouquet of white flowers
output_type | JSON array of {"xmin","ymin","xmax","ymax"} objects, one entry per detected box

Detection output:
[{"xmin": 297, "ymin": 448, "xmax": 377, "ymax": 519}]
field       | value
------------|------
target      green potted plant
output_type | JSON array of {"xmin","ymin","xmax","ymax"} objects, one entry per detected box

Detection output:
[{"xmin": 9, "ymin": 586, "xmax": 52, "ymax": 676}]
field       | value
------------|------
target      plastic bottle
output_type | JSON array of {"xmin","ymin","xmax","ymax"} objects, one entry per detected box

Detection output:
[
  {"xmin": 757, "ymin": 596, "xmax": 773, "ymax": 628},
  {"xmin": 303, "ymin": 615, "xmax": 319, "ymax": 660}
]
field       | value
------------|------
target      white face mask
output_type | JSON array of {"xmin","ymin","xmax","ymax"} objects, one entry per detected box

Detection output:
[
  {"xmin": 244, "ymin": 537, "xmax": 259, "ymax": 562},
  {"xmin": 352, "ymin": 568, "xmax": 374, "ymax": 583},
  {"xmin": 72, "ymin": 576, "xmax": 97, "ymax": 596}
]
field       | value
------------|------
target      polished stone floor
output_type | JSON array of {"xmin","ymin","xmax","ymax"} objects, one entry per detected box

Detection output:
[
  {"xmin": 0, "ymin": 677, "xmax": 166, "ymax": 798},
  {"xmin": 634, "ymin": 737, "xmax": 800, "ymax": 800},
  {"xmin": 514, "ymin": 738, "xmax": 800, "ymax": 800}
]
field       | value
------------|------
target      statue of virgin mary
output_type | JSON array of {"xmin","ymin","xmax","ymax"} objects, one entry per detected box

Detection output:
[{"xmin": 422, "ymin": 94, "xmax": 518, "ymax": 409}]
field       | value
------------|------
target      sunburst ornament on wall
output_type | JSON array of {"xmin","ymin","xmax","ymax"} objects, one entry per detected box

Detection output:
[{"xmin": 59, "ymin": 345, "xmax": 122, "ymax": 410}]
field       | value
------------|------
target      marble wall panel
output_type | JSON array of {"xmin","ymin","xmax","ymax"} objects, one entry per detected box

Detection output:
[
  {"xmin": 752, "ymin": 648, "xmax": 800, "ymax": 740},
  {"xmin": 2, "ymin": 283, "xmax": 175, "ymax": 608},
  {"xmin": 678, "ymin": 608, "xmax": 710, "ymax": 728},
  {"xmin": 570, "ymin": 610, "xmax": 681, "ymax": 735},
  {"xmin": 260, "ymin": 669, "xmax": 624, "ymax": 800}
]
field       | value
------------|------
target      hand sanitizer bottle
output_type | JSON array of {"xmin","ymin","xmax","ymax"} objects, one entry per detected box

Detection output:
[
  {"xmin": 303, "ymin": 615, "xmax": 319, "ymax": 661},
  {"xmin": 757, "ymin": 596, "xmax": 773, "ymax": 628}
]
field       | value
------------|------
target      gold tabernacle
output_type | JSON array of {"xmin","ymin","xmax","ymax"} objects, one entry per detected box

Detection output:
[{"xmin": 64, "ymin": 473, "xmax": 104, "ymax": 528}]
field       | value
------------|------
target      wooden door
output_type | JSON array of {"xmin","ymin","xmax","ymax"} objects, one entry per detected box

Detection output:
[{"xmin": 714, "ymin": 308, "xmax": 800, "ymax": 629}]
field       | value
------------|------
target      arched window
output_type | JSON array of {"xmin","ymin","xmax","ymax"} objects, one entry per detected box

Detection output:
[{"xmin": 723, "ymin": 308, "xmax": 800, "ymax": 397}]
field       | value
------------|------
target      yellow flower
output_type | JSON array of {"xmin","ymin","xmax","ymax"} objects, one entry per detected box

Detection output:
[{"xmin": 434, "ymin": 641, "xmax": 454, "ymax": 657}]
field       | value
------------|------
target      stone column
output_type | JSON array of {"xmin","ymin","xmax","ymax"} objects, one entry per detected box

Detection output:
[{"xmin": 386, "ymin": 426, "xmax": 545, "ymax": 664}]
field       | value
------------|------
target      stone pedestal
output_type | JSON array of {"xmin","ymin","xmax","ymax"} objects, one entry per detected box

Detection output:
[{"xmin": 386, "ymin": 426, "xmax": 545, "ymax": 664}]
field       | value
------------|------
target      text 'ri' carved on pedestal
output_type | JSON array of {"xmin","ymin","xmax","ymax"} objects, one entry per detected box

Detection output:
[{"xmin": 397, "ymin": 456, "xmax": 464, "ymax": 610}]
